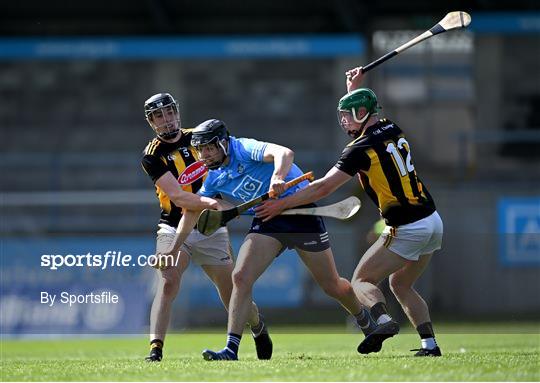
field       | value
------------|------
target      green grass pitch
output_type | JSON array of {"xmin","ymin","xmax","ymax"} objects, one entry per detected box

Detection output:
[{"xmin": 1, "ymin": 323, "xmax": 539, "ymax": 381}]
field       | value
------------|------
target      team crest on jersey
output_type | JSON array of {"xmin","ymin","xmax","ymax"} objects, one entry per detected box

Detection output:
[{"xmin": 177, "ymin": 161, "xmax": 207, "ymax": 186}]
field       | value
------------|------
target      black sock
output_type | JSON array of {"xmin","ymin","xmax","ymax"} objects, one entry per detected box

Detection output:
[
  {"xmin": 149, "ymin": 339, "xmax": 163, "ymax": 359},
  {"xmin": 251, "ymin": 315, "xmax": 266, "ymax": 337},
  {"xmin": 354, "ymin": 308, "xmax": 378, "ymax": 335},
  {"xmin": 416, "ymin": 322, "xmax": 437, "ymax": 349},
  {"xmin": 150, "ymin": 338, "xmax": 163, "ymax": 350},
  {"xmin": 370, "ymin": 302, "xmax": 389, "ymax": 323},
  {"xmin": 416, "ymin": 322, "xmax": 435, "ymax": 339},
  {"xmin": 226, "ymin": 333, "xmax": 241, "ymax": 355}
]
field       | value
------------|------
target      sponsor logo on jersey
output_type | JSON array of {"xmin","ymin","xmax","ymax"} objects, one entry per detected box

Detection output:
[
  {"xmin": 372, "ymin": 122, "xmax": 395, "ymax": 135},
  {"xmin": 232, "ymin": 175, "xmax": 263, "ymax": 201},
  {"xmin": 177, "ymin": 161, "xmax": 207, "ymax": 186}
]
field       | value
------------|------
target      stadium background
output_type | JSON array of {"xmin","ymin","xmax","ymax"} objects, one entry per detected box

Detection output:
[{"xmin": 1, "ymin": 0, "xmax": 539, "ymax": 336}]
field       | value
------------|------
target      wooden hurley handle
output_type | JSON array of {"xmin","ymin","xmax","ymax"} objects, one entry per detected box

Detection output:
[
  {"xmin": 268, "ymin": 171, "xmax": 314, "ymax": 198},
  {"xmin": 198, "ymin": 171, "xmax": 315, "ymax": 236},
  {"xmin": 361, "ymin": 11, "xmax": 471, "ymax": 74},
  {"xmin": 233, "ymin": 171, "xmax": 315, "ymax": 216}
]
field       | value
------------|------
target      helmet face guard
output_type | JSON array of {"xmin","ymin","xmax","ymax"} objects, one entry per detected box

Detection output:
[
  {"xmin": 337, "ymin": 109, "xmax": 369, "ymax": 138},
  {"xmin": 191, "ymin": 119, "xmax": 230, "ymax": 170},
  {"xmin": 192, "ymin": 137, "xmax": 227, "ymax": 170},
  {"xmin": 144, "ymin": 93, "xmax": 181, "ymax": 141}
]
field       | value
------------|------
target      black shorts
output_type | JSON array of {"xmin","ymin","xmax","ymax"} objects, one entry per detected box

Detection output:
[{"xmin": 248, "ymin": 204, "xmax": 330, "ymax": 253}]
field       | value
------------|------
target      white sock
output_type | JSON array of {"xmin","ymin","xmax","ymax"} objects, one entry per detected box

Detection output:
[
  {"xmin": 376, "ymin": 314, "xmax": 392, "ymax": 325},
  {"xmin": 421, "ymin": 337, "xmax": 437, "ymax": 350}
]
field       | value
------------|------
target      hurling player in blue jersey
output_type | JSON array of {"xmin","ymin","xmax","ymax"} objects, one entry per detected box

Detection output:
[{"xmin": 172, "ymin": 119, "xmax": 377, "ymax": 361}]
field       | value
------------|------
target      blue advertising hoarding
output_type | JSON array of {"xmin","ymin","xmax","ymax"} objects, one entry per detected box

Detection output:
[
  {"xmin": 1, "ymin": 237, "xmax": 155, "ymax": 335},
  {"xmin": 1, "ymin": 234, "xmax": 304, "ymax": 335},
  {"xmin": 0, "ymin": 35, "xmax": 365, "ymax": 59},
  {"xmin": 498, "ymin": 197, "xmax": 540, "ymax": 266}
]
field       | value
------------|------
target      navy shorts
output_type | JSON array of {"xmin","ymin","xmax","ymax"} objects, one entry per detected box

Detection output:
[{"xmin": 248, "ymin": 204, "xmax": 330, "ymax": 253}]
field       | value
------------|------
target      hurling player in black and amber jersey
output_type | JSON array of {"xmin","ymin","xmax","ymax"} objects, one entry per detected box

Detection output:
[
  {"xmin": 256, "ymin": 69, "xmax": 443, "ymax": 357},
  {"xmin": 141, "ymin": 93, "xmax": 272, "ymax": 362},
  {"xmin": 142, "ymin": 127, "xmax": 210, "ymax": 227}
]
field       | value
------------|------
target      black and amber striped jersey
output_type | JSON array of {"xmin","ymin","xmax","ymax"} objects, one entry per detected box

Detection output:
[
  {"xmin": 335, "ymin": 119, "xmax": 436, "ymax": 226},
  {"xmin": 141, "ymin": 129, "xmax": 207, "ymax": 228}
]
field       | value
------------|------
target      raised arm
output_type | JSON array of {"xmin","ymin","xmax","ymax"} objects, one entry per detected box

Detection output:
[{"xmin": 345, "ymin": 66, "xmax": 366, "ymax": 92}]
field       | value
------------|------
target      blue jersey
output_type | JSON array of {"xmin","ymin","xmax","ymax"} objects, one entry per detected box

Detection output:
[{"xmin": 198, "ymin": 136, "xmax": 308, "ymax": 206}]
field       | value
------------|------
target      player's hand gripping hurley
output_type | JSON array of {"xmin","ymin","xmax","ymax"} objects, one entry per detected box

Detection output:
[
  {"xmin": 361, "ymin": 11, "xmax": 471, "ymax": 73},
  {"xmin": 197, "ymin": 172, "xmax": 314, "ymax": 236}
]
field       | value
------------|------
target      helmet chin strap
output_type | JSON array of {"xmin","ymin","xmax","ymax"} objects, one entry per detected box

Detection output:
[
  {"xmin": 152, "ymin": 117, "xmax": 181, "ymax": 141},
  {"xmin": 206, "ymin": 161, "xmax": 221, "ymax": 170},
  {"xmin": 158, "ymin": 129, "xmax": 179, "ymax": 140}
]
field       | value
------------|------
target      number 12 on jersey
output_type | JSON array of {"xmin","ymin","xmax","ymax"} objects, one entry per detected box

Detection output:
[{"xmin": 386, "ymin": 137, "xmax": 415, "ymax": 177}]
